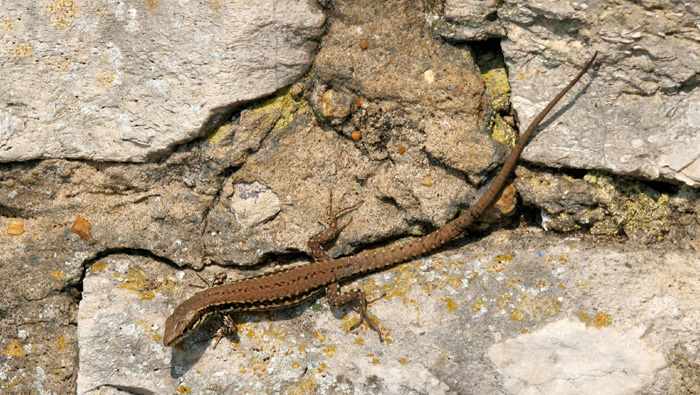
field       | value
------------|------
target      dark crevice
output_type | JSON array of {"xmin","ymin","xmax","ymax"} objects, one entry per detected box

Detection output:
[
  {"xmin": 98, "ymin": 385, "xmax": 154, "ymax": 395},
  {"xmin": 69, "ymin": 248, "xmax": 183, "ymax": 298},
  {"xmin": 0, "ymin": 204, "xmax": 28, "ymax": 218}
]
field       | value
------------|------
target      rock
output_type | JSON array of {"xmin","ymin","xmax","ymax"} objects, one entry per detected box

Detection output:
[{"xmin": 0, "ymin": 1, "xmax": 324, "ymax": 162}]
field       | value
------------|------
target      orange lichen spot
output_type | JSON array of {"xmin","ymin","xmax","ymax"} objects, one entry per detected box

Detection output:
[
  {"xmin": 356, "ymin": 98, "xmax": 363, "ymax": 107},
  {"xmin": 291, "ymin": 361, "xmax": 301, "ymax": 369},
  {"xmin": 442, "ymin": 297, "xmax": 458, "ymax": 312},
  {"xmin": 50, "ymin": 271, "xmax": 65, "ymax": 280},
  {"xmin": 9, "ymin": 43, "xmax": 34, "ymax": 59},
  {"xmin": 351, "ymin": 130, "xmax": 362, "ymax": 141},
  {"xmin": 359, "ymin": 38, "xmax": 370, "ymax": 49},
  {"xmin": 520, "ymin": 328, "xmax": 529, "ymax": 334},
  {"xmin": 7, "ymin": 218, "xmax": 24, "ymax": 235},
  {"xmin": 472, "ymin": 299, "xmax": 485, "ymax": 313},
  {"xmin": 510, "ymin": 308, "xmax": 525, "ymax": 321},
  {"xmin": 397, "ymin": 145, "xmax": 407, "ymax": 154},
  {"xmin": 323, "ymin": 344, "xmax": 336, "ymax": 357},
  {"xmin": 4, "ymin": 340, "xmax": 26, "ymax": 358},
  {"xmin": 420, "ymin": 176, "xmax": 433, "ymax": 186},
  {"xmin": 536, "ymin": 279, "xmax": 549, "ymax": 290},
  {"xmin": 72, "ymin": 216, "xmax": 93, "ymax": 240},
  {"xmin": 175, "ymin": 385, "xmax": 192, "ymax": 394},
  {"xmin": 46, "ymin": 0, "xmax": 80, "ymax": 30}
]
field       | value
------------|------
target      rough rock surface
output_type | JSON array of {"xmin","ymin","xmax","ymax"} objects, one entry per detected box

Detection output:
[
  {"xmin": 0, "ymin": 0, "xmax": 324, "ymax": 162},
  {"xmin": 76, "ymin": 231, "xmax": 697, "ymax": 394},
  {"xmin": 1, "ymin": 0, "xmax": 699, "ymax": 394},
  {"xmin": 444, "ymin": 0, "xmax": 700, "ymax": 186}
]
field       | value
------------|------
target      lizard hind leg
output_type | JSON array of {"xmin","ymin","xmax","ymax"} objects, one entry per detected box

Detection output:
[
  {"xmin": 307, "ymin": 191, "xmax": 363, "ymax": 261},
  {"xmin": 326, "ymin": 282, "xmax": 384, "ymax": 341}
]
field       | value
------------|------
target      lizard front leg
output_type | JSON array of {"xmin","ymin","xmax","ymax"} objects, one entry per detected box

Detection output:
[
  {"xmin": 307, "ymin": 192, "xmax": 383, "ymax": 339},
  {"xmin": 307, "ymin": 191, "xmax": 362, "ymax": 261}
]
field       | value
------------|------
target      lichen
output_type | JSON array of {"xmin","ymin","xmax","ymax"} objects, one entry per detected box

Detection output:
[{"xmin": 584, "ymin": 171, "xmax": 671, "ymax": 242}]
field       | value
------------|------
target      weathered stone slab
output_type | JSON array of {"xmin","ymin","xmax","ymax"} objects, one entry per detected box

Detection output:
[
  {"xmin": 0, "ymin": 0, "xmax": 324, "ymax": 162},
  {"xmin": 443, "ymin": 0, "xmax": 700, "ymax": 186}
]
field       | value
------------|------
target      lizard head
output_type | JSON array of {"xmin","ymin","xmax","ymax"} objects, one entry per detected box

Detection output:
[{"xmin": 163, "ymin": 303, "xmax": 200, "ymax": 347}]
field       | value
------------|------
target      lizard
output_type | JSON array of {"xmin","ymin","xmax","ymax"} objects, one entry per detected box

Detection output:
[{"xmin": 163, "ymin": 52, "xmax": 597, "ymax": 348}]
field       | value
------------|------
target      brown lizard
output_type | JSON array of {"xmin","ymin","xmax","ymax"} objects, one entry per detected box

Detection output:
[{"xmin": 163, "ymin": 52, "xmax": 597, "ymax": 347}]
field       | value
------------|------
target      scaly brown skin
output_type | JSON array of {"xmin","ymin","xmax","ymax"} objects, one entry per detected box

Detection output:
[{"xmin": 163, "ymin": 52, "xmax": 598, "ymax": 348}]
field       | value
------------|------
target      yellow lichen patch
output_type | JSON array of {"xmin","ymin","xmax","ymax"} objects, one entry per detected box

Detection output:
[
  {"xmin": 472, "ymin": 299, "xmax": 486, "ymax": 313},
  {"xmin": 516, "ymin": 292, "xmax": 562, "ymax": 320},
  {"xmin": 355, "ymin": 337, "xmax": 365, "ymax": 346},
  {"xmin": 50, "ymin": 271, "xmax": 65, "ymax": 280},
  {"xmin": 136, "ymin": 319, "xmax": 163, "ymax": 342},
  {"xmin": 57, "ymin": 336, "xmax": 67, "ymax": 353},
  {"xmin": 9, "ymin": 43, "xmax": 34, "ymax": 59},
  {"xmin": 46, "ymin": 0, "xmax": 80, "ymax": 30},
  {"xmin": 91, "ymin": 262, "xmax": 107, "ymax": 271},
  {"xmin": 252, "ymin": 86, "xmax": 312, "ymax": 132},
  {"xmin": 322, "ymin": 344, "xmax": 336, "ymax": 358},
  {"xmin": 291, "ymin": 361, "xmax": 301, "ymax": 369},
  {"xmin": 506, "ymin": 275, "xmax": 521, "ymax": 288},
  {"xmin": 442, "ymin": 297, "xmax": 458, "ymax": 312},
  {"xmin": 510, "ymin": 308, "xmax": 525, "ymax": 321},
  {"xmin": 496, "ymin": 293, "xmax": 513, "ymax": 312},
  {"xmin": 2, "ymin": 18, "xmax": 16, "ymax": 30},
  {"xmin": 96, "ymin": 71, "xmax": 115, "ymax": 87},
  {"xmin": 578, "ymin": 310, "xmax": 613, "ymax": 328},
  {"xmin": 117, "ymin": 269, "xmax": 170, "ymax": 300},
  {"xmin": 313, "ymin": 330, "xmax": 326, "ymax": 343},
  {"xmin": 7, "ymin": 218, "xmax": 24, "ymax": 235},
  {"xmin": 289, "ymin": 373, "xmax": 318, "ymax": 395},
  {"xmin": 208, "ymin": 0, "xmax": 223, "ymax": 10},
  {"xmin": 399, "ymin": 357, "xmax": 408, "ymax": 365},
  {"xmin": 175, "ymin": 385, "xmax": 192, "ymax": 394},
  {"xmin": 145, "ymin": 0, "xmax": 161, "ymax": 10},
  {"xmin": 207, "ymin": 123, "xmax": 234, "ymax": 145},
  {"xmin": 420, "ymin": 176, "xmax": 433, "ymax": 186},
  {"xmin": 298, "ymin": 343, "xmax": 307, "ymax": 355},
  {"xmin": 584, "ymin": 171, "xmax": 671, "ymax": 242},
  {"xmin": 487, "ymin": 254, "xmax": 513, "ymax": 273},
  {"xmin": 536, "ymin": 279, "xmax": 549, "ymax": 290},
  {"xmin": 4, "ymin": 340, "xmax": 26, "ymax": 358},
  {"xmin": 490, "ymin": 114, "xmax": 517, "ymax": 147}
]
